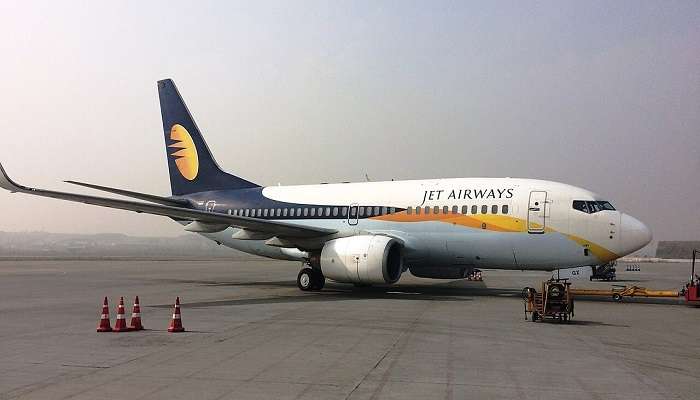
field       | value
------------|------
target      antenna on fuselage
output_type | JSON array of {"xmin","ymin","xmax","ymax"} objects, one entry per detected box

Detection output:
[{"xmin": 364, "ymin": 173, "xmax": 371, "ymax": 182}]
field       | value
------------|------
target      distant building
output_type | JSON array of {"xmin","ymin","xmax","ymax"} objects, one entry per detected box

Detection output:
[{"xmin": 656, "ymin": 241, "xmax": 700, "ymax": 259}]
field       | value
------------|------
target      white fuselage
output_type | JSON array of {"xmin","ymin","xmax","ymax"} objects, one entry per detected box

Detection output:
[{"xmin": 199, "ymin": 177, "xmax": 651, "ymax": 271}]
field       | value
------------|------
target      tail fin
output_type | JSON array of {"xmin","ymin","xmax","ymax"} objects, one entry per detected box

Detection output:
[{"xmin": 157, "ymin": 79, "xmax": 259, "ymax": 195}]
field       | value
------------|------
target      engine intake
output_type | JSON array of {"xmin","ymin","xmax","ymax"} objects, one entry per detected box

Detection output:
[{"xmin": 320, "ymin": 235, "xmax": 403, "ymax": 284}]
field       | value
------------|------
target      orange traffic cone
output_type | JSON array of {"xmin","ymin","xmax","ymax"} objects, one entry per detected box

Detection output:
[
  {"xmin": 129, "ymin": 296, "xmax": 143, "ymax": 331},
  {"xmin": 113, "ymin": 296, "xmax": 129, "ymax": 332},
  {"xmin": 97, "ymin": 297, "xmax": 112, "ymax": 332},
  {"xmin": 168, "ymin": 296, "xmax": 185, "ymax": 333}
]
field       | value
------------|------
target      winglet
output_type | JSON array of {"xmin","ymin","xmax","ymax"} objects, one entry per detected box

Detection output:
[{"xmin": 0, "ymin": 162, "xmax": 27, "ymax": 193}]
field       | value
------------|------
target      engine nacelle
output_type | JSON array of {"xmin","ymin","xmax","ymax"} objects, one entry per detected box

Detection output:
[{"xmin": 320, "ymin": 235, "xmax": 403, "ymax": 284}]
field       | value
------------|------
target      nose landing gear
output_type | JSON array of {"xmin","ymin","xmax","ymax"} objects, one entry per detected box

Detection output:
[{"xmin": 297, "ymin": 267, "xmax": 325, "ymax": 291}]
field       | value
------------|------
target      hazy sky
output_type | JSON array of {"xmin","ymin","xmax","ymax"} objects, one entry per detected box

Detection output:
[{"xmin": 0, "ymin": 1, "xmax": 698, "ymax": 242}]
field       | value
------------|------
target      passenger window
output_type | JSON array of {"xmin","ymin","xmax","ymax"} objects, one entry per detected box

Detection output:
[
  {"xmin": 425, "ymin": 206, "xmax": 431, "ymax": 215},
  {"xmin": 342, "ymin": 207, "xmax": 348, "ymax": 216},
  {"xmin": 433, "ymin": 206, "xmax": 439, "ymax": 214},
  {"xmin": 389, "ymin": 207, "xmax": 395, "ymax": 214},
  {"xmin": 244, "ymin": 209, "xmax": 249, "ymax": 217},
  {"xmin": 325, "ymin": 207, "xmax": 331, "ymax": 216},
  {"xmin": 277, "ymin": 209, "xmax": 282, "ymax": 217},
  {"xmin": 415, "ymin": 206, "xmax": 421, "ymax": 215},
  {"xmin": 452, "ymin": 205, "xmax": 458, "ymax": 214},
  {"xmin": 349, "ymin": 207, "xmax": 356, "ymax": 217},
  {"xmin": 502, "ymin": 205, "xmax": 509, "ymax": 214},
  {"xmin": 318, "ymin": 207, "xmax": 323, "ymax": 216},
  {"xmin": 366, "ymin": 207, "xmax": 372, "ymax": 217},
  {"xmin": 374, "ymin": 206, "xmax": 380, "ymax": 215},
  {"xmin": 257, "ymin": 209, "xmax": 261, "ymax": 216},
  {"xmin": 359, "ymin": 207, "xmax": 365, "ymax": 217},
  {"xmin": 462, "ymin": 205, "xmax": 468, "ymax": 214},
  {"xmin": 407, "ymin": 206, "xmax": 412, "ymax": 215},
  {"xmin": 333, "ymin": 207, "xmax": 338, "ymax": 216},
  {"xmin": 471, "ymin": 205, "xmax": 478, "ymax": 214},
  {"xmin": 310, "ymin": 208, "xmax": 316, "ymax": 216},
  {"xmin": 382, "ymin": 207, "xmax": 387, "ymax": 215},
  {"xmin": 290, "ymin": 209, "xmax": 295, "ymax": 217},
  {"xmin": 283, "ymin": 208, "xmax": 288, "ymax": 217},
  {"xmin": 297, "ymin": 208, "xmax": 302, "ymax": 216},
  {"xmin": 481, "ymin": 205, "xmax": 488, "ymax": 214},
  {"xmin": 491, "ymin": 205, "xmax": 498, "ymax": 214},
  {"xmin": 443, "ymin": 206, "xmax": 449, "ymax": 214},
  {"xmin": 303, "ymin": 208, "xmax": 309, "ymax": 217}
]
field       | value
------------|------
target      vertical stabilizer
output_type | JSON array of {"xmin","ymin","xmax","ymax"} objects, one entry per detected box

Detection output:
[{"xmin": 157, "ymin": 79, "xmax": 259, "ymax": 195}]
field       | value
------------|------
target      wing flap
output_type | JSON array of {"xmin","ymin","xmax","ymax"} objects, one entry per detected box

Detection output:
[{"xmin": 0, "ymin": 163, "xmax": 336, "ymax": 239}]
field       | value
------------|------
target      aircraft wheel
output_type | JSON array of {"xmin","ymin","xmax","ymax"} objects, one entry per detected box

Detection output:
[
  {"xmin": 311, "ymin": 270, "xmax": 325, "ymax": 291},
  {"xmin": 531, "ymin": 311, "xmax": 539, "ymax": 322},
  {"xmin": 612, "ymin": 293, "xmax": 623, "ymax": 302},
  {"xmin": 297, "ymin": 268, "xmax": 314, "ymax": 291}
]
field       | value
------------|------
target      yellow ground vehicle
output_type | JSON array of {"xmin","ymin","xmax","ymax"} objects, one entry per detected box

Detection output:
[{"xmin": 523, "ymin": 279, "xmax": 574, "ymax": 322}]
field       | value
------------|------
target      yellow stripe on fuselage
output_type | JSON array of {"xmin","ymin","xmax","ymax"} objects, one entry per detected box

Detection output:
[{"xmin": 371, "ymin": 212, "xmax": 619, "ymax": 262}]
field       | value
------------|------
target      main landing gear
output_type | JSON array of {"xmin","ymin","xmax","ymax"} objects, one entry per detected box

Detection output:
[{"xmin": 297, "ymin": 267, "xmax": 325, "ymax": 291}]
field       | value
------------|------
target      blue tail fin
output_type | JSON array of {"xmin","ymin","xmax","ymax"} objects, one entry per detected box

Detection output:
[{"xmin": 157, "ymin": 79, "xmax": 259, "ymax": 195}]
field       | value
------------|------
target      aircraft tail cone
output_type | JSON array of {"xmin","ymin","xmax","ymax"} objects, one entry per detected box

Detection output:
[
  {"xmin": 128, "ymin": 296, "xmax": 144, "ymax": 331},
  {"xmin": 113, "ymin": 296, "xmax": 129, "ymax": 332},
  {"xmin": 168, "ymin": 296, "xmax": 185, "ymax": 333},
  {"xmin": 96, "ymin": 297, "xmax": 112, "ymax": 332}
]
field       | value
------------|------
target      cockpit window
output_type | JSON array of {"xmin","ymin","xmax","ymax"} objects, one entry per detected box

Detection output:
[
  {"xmin": 573, "ymin": 200, "xmax": 616, "ymax": 214},
  {"xmin": 597, "ymin": 201, "xmax": 615, "ymax": 211},
  {"xmin": 587, "ymin": 201, "xmax": 601, "ymax": 213},
  {"xmin": 572, "ymin": 200, "xmax": 589, "ymax": 213}
]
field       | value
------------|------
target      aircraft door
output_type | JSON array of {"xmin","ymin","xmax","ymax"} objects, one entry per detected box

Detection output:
[
  {"xmin": 348, "ymin": 204, "xmax": 359, "ymax": 226},
  {"xmin": 528, "ymin": 191, "xmax": 547, "ymax": 234}
]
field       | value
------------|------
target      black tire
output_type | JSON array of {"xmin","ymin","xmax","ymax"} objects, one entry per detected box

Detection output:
[
  {"xmin": 531, "ymin": 311, "xmax": 539, "ymax": 322},
  {"xmin": 297, "ymin": 268, "xmax": 314, "ymax": 291},
  {"xmin": 612, "ymin": 293, "xmax": 622, "ymax": 302},
  {"xmin": 311, "ymin": 270, "xmax": 325, "ymax": 291}
]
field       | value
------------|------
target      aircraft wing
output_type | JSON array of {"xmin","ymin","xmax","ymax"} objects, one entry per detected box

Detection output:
[
  {"xmin": 0, "ymin": 163, "xmax": 337, "ymax": 239},
  {"xmin": 64, "ymin": 180, "xmax": 191, "ymax": 207}
]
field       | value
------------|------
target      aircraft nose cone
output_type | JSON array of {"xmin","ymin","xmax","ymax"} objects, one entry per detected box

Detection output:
[{"xmin": 620, "ymin": 213, "xmax": 652, "ymax": 255}]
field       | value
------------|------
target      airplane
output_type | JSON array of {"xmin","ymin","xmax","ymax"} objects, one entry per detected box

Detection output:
[{"xmin": 0, "ymin": 79, "xmax": 652, "ymax": 291}]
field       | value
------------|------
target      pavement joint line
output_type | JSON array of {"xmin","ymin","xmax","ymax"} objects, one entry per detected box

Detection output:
[{"xmin": 344, "ymin": 302, "xmax": 433, "ymax": 400}]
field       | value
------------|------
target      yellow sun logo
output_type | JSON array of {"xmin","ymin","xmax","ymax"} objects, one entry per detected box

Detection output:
[{"xmin": 169, "ymin": 124, "xmax": 199, "ymax": 181}]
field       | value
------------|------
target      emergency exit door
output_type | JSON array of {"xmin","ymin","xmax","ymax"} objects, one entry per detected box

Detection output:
[{"xmin": 528, "ymin": 191, "xmax": 547, "ymax": 234}]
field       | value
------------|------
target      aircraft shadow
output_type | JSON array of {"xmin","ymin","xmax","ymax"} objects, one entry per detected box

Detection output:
[{"xmin": 148, "ymin": 279, "xmax": 684, "ymax": 308}]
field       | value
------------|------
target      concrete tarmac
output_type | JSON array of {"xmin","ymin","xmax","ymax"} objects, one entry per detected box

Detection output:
[{"xmin": 0, "ymin": 259, "xmax": 698, "ymax": 400}]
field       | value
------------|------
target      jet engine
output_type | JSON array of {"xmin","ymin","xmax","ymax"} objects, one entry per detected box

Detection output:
[{"xmin": 320, "ymin": 235, "xmax": 403, "ymax": 284}]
